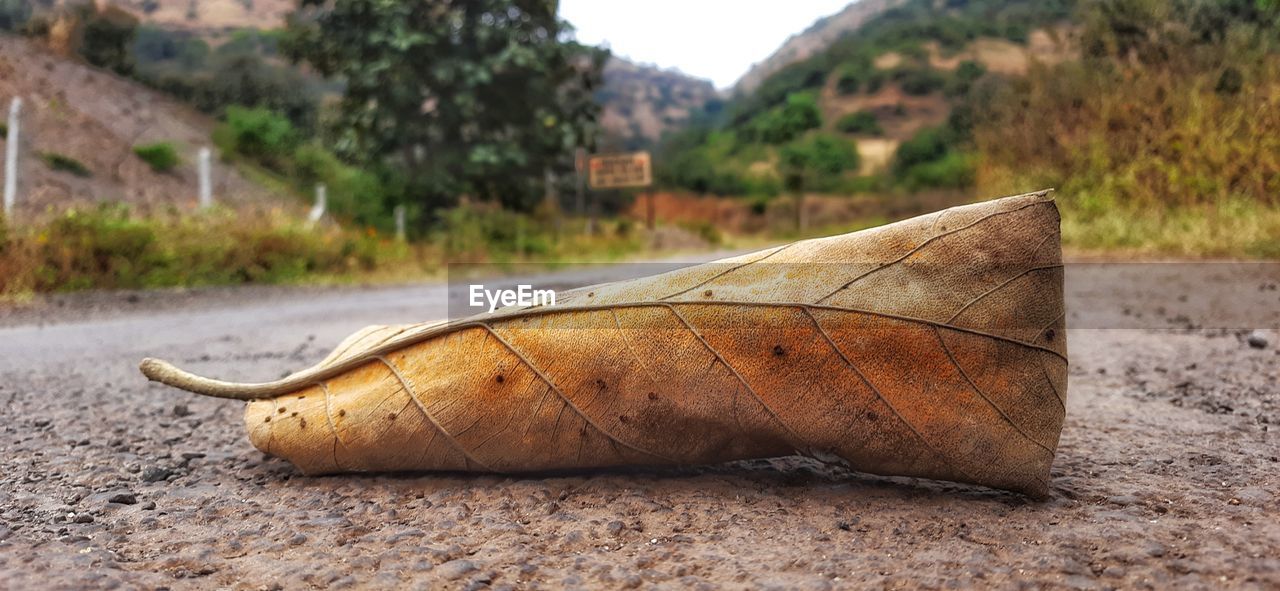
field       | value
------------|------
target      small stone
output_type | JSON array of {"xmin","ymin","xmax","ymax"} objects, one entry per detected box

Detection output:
[
  {"xmin": 1246, "ymin": 331, "xmax": 1268, "ymax": 349},
  {"xmin": 1106, "ymin": 495, "xmax": 1139, "ymax": 506},
  {"xmin": 141, "ymin": 501, "xmax": 156, "ymax": 510},
  {"xmin": 1144, "ymin": 542, "xmax": 1167, "ymax": 557},
  {"xmin": 606, "ymin": 520, "xmax": 624, "ymax": 536},
  {"xmin": 73, "ymin": 513, "xmax": 94, "ymax": 524},
  {"xmin": 172, "ymin": 404, "xmax": 192, "ymax": 417},
  {"xmin": 140, "ymin": 466, "xmax": 172, "ymax": 483},
  {"xmin": 435, "ymin": 559, "xmax": 477, "ymax": 581},
  {"xmin": 289, "ymin": 533, "xmax": 308, "ymax": 545},
  {"xmin": 107, "ymin": 492, "xmax": 137, "ymax": 505}
]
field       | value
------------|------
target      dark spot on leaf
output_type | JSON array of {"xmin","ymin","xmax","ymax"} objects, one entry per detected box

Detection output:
[
  {"xmin": 297, "ymin": 395, "xmax": 305, "ymax": 400},
  {"xmin": 773, "ymin": 345, "xmax": 786, "ymax": 356},
  {"xmin": 647, "ymin": 392, "xmax": 659, "ymax": 401},
  {"xmin": 596, "ymin": 379, "xmax": 607, "ymax": 390},
  {"xmin": 277, "ymin": 407, "xmax": 286, "ymax": 414},
  {"xmin": 865, "ymin": 411, "xmax": 878, "ymax": 422},
  {"xmin": 618, "ymin": 415, "xmax": 629, "ymax": 423},
  {"xmin": 299, "ymin": 418, "xmax": 307, "ymax": 429},
  {"xmin": 263, "ymin": 416, "xmax": 271, "ymax": 423},
  {"xmin": 337, "ymin": 409, "xmax": 346, "ymax": 418},
  {"xmin": 291, "ymin": 412, "xmax": 298, "ymax": 417},
  {"xmin": 387, "ymin": 413, "xmax": 397, "ymax": 421},
  {"xmin": 703, "ymin": 290, "xmax": 713, "ymax": 298},
  {"xmin": 495, "ymin": 374, "xmax": 505, "ymax": 383},
  {"xmin": 588, "ymin": 292, "xmax": 595, "ymax": 297},
  {"xmin": 1045, "ymin": 328, "xmax": 1056, "ymax": 342}
]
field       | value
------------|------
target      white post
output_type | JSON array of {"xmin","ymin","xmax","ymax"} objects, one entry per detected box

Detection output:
[
  {"xmin": 198, "ymin": 147, "xmax": 212, "ymax": 209},
  {"xmin": 394, "ymin": 205, "xmax": 407, "ymax": 242},
  {"xmin": 307, "ymin": 183, "xmax": 327, "ymax": 225},
  {"xmin": 3, "ymin": 98, "xmax": 20, "ymax": 218}
]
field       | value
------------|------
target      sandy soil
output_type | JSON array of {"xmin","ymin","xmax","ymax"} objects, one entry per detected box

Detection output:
[{"xmin": 0, "ymin": 264, "xmax": 1276, "ymax": 589}]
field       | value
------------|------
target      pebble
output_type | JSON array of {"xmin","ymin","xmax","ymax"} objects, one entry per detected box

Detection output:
[
  {"xmin": 1246, "ymin": 331, "xmax": 1268, "ymax": 349},
  {"xmin": 106, "ymin": 492, "xmax": 137, "ymax": 505},
  {"xmin": 72, "ymin": 513, "xmax": 94, "ymax": 524},
  {"xmin": 606, "ymin": 520, "xmax": 624, "ymax": 535},
  {"xmin": 139, "ymin": 466, "xmax": 172, "ymax": 483},
  {"xmin": 1144, "ymin": 542, "xmax": 1167, "ymax": 557},
  {"xmin": 435, "ymin": 559, "xmax": 478, "ymax": 581},
  {"xmin": 1106, "ymin": 495, "xmax": 1139, "ymax": 506}
]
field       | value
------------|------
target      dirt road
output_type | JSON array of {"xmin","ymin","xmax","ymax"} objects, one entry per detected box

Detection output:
[{"xmin": 1, "ymin": 263, "xmax": 1277, "ymax": 589}]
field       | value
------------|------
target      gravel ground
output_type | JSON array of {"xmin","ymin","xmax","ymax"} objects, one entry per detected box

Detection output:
[{"xmin": 0, "ymin": 264, "xmax": 1277, "ymax": 590}]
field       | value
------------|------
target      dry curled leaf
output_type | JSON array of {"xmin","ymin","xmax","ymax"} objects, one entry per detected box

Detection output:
[{"xmin": 141, "ymin": 190, "xmax": 1067, "ymax": 497}]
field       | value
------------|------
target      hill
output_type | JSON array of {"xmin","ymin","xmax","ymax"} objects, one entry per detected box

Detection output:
[
  {"xmin": 597, "ymin": 59, "xmax": 719, "ymax": 149},
  {"xmin": 734, "ymin": 0, "xmax": 904, "ymax": 94},
  {"xmin": 0, "ymin": 33, "xmax": 281, "ymax": 216},
  {"xmin": 661, "ymin": 0, "xmax": 1280, "ymax": 257},
  {"xmin": 661, "ymin": 0, "xmax": 1077, "ymax": 195}
]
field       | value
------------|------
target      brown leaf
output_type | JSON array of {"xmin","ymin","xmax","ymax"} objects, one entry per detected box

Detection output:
[{"xmin": 140, "ymin": 190, "xmax": 1066, "ymax": 497}]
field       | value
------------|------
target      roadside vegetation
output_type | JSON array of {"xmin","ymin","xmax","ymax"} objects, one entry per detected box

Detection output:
[{"xmin": 0, "ymin": 204, "xmax": 660, "ymax": 297}]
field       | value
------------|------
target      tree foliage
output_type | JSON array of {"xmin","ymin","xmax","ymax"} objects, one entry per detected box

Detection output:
[
  {"xmin": 745, "ymin": 92, "xmax": 822, "ymax": 144},
  {"xmin": 282, "ymin": 0, "xmax": 609, "ymax": 212}
]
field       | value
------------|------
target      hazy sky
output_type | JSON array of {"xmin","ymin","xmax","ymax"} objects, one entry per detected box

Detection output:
[{"xmin": 559, "ymin": 0, "xmax": 854, "ymax": 89}]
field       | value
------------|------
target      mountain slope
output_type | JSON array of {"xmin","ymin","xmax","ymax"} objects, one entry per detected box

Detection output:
[
  {"xmin": 734, "ymin": 0, "xmax": 904, "ymax": 94},
  {"xmin": 0, "ymin": 34, "xmax": 281, "ymax": 215},
  {"xmin": 597, "ymin": 59, "xmax": 719, "ymax": 149}
]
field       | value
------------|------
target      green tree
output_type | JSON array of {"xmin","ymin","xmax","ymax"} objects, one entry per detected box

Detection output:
[
  {"xmin": 836, "ymin": 111, "xmax": 883, "ymax": 135},
  {"xmin": 748, "ymin": 92, "xmax": 822, "ymax": 144},
  {"xmin": 780, "ymin": 134, "xmax": 859, "ymax": 231},
  {"xmin": 282, "ymin": 0, "xmax": 608, "ymax": 214}
]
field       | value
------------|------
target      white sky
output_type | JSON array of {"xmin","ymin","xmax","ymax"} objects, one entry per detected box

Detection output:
[{"xmin": 559, "ymin": 0, "xmax": 855, "ymax": 89}]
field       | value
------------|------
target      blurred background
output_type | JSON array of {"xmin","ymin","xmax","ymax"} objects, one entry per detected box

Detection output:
[{"xmin": 0, "ymin": 0, "xmax": 1276, "ymax": 296}]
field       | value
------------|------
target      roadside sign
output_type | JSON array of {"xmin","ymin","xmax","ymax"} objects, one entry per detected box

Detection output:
[{"xmin": 588, "ymin": 151, "xmax": 651, "ymax": 189}]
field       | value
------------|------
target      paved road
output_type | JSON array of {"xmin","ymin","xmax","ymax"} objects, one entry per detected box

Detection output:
[{"xmin": 0, "ymin": 260, "xmax": 1277, "ymax": 589}]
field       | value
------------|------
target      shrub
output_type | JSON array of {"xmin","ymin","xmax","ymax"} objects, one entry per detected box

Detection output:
[
  {"xmin": 40, "ymin": 152, "xmax": 92, "ymax": 177},
  {"xmin": 780, "ymin": 133, "xmax": 860, "ymax": 192},
  {"xmin": 892, "ymin": 127, "xmax": 951, "ymax": 175},
  {"xmin": 133, "ymin": 142, "xmax": 180, "ymax": 173},
  {"xmin": 80, "ymin": 6, "xmax": 139, "ymax": 75},
  {"xmin": 894, "ymin": 67, "xmax": 946, "ymax": 96},
  {"xmin": 899, "ymin": 151, "xmax": 976, "ymax": 190},
  {"xmin": 836, "ymin": 111, "xmax": 883, "ymax": 135},
  {"xmin": 678, "ymin": 220, "xmax": 723, "ymax": 245},
  {"xmin": 220, "ymin": 106, "xmax": 296, "ymax": 168},
  {"xmin": 749, "ymin": 92, "xmax": 823, "ymax": 144}
]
